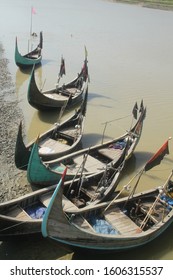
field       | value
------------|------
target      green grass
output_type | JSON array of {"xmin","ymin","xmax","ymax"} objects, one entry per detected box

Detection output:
[{"xmin": 116, "ymin": 0, "xmax": 173, "ymax": 10}]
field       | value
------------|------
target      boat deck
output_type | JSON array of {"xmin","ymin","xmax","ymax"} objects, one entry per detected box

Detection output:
[
  {"xmin": 6, "ymin": 206, "xmax": 32, "ymax": 220},
  {"xmin": 104, "ymin": 207, "xmax": 141, "ymax": 235},
  {"xmin": 39, "ymin": 193, "xmax": 78, "ymax": 213},
  {"xmin": 39, "ymin": 138, "xmax": 69, "ymax": 155},
  {"xmin": 73, "ymin": 215, "xmax": 95, "ymax": 233},
  {"xmin": 67, "ymin": 154, "xmax": 106, "ymax": 174},
  {"xmin": 98, "ymin": 147, "xmax": 123, "ymax": 161},
  {"xmin": 39, "ymin": 128, "xmax": 79, "ymax": 155},
  {"xmin": 44, "ymin": 88, "xmax": 80, "ymax": 100}
]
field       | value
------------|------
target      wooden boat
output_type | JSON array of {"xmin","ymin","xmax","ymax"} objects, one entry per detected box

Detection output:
[
  {"xmin": 15, "ymin": 31, "xmax": 43, "ymax": 69},
  {"xmin": 0, "ymin": 180, "xmax": 78, "ymax": 241},
  {"xmin": 42, "ymin": 167, "xmax": 173, "ymax": 251},
  {"xmin": 0, "ymin": 166, "xmax": 123, "ymax": 241},
  {"xmin": 27, "ymin": 58, "xmax": 89, "ymax": 111},
  {"xmin": 27, "ymin": 102, "xmax": 146, "ymax": 187},
  {"xmin": 14, "ymin": 88, "xmax": 88, "ymax": 170},
  {"xmin": 1, "ymin": 137, "xmax": 170, "ymax": 243}
]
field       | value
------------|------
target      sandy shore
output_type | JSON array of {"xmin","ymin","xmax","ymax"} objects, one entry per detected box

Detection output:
[{"xmin": 0, "ymin": 43, "xmax": 32, "ymax": 203}]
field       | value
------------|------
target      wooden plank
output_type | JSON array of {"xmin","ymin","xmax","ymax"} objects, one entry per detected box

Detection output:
[
  {"xmin": 44, "ymin": 93, "xmax": 67, "ymax": 101},
  {"xmin": 62, "ymin": 196, "xmax": 79, "ymax": 212},
  {"xmin": 73, "ymin": 216, "xmax": 95, "ymax": 233},
  {"xmin": 59, "ymin": 128, "xmax": 78, "ymax": 138},
  {"xmin": 98, "ymin": 147, "xmax": 123, "ymax": 160},
  {"xmin": 81, "ymin": 185, "xmax": 98, "ymax": 200},
  {"xmin": 73, "ymin": 154, "xmax": 105, "ymax": 173},
  {"xmin": 39, "ymin": 138, "xmax": 69, "ymax": 154},
  {"xmin": 40, "ymin": 193, "xmax": 81, "ymax": 213},
  {"xmin": 104, "ymin": 207, "xmax": 141, "ymax": 235},
  {"xmin": 7, "ymin": 206, "xmax": 32, "ymax": 220},
  {"xmin": 39, "ymin": 193, "xmax": 52, "ymax": 207}
]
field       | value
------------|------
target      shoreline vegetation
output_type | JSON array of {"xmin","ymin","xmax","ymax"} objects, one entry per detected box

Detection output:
[{"xmin": 109, "ymin": 0, "xmax": 173, "ymax": 11}]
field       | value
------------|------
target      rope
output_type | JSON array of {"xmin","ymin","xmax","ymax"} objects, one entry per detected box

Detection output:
[{"xmin": 101, "ymin": 113, "xmax": 132, "ymax": 125}]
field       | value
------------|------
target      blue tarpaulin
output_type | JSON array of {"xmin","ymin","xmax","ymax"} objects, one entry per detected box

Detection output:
[
  {"xmin": 25, "ymin": 205, "xmax": 47, "ymax": 219},
  {"xmin": 89, "ymin": 216, "xmax": 118, "ymax": 235}
]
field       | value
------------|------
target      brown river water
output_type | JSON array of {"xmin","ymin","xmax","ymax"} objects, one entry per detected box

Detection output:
[{"xmin": 0, "ymin": 0, "xmax": 173, "ymax": 260}]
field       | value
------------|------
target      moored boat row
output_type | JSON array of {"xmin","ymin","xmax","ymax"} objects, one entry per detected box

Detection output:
[{"xmin": 2, "ymin": 21, "xmax": 173, "ymax": 254}]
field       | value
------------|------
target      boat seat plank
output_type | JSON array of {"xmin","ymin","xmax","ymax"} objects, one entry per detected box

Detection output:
[
  {"xmin": 39, "ymin": 138, "xmax": 69, "ymax": 154},
  {"xmin": 62, "ymin": 196, "xmax": 80, "ymax": 212},
  {"xmin": 73, "ymin": 154, "xmax": 106, "ymax": 173},
  {"xmin": 44, "ymin": 93, "xmax": 67, "ymax": 101},
  {"xmin": 73, "ymin": 215, "xmax": 95, "ymax": 233},
  {"xmin": 39, "ymin": 193, "xmax": 77, "ymax": 213},
  {"xmin": 39, "ymin": 193, "xmax": 52, "ymax": 207},
  {"xmin": 81, "ymin": 185, "xmax": 99, "ymax": 200},
  {"xmin": 104, "ymin": 207, "xmax": 141, "ymax": 235},
  {"xmin": 66, "ymin": 88, "xmax": 78, "ymax": 95},
  {"xmin": 7, "ymin": 206, "xmax": 32, "ymax": 220},
  {"xmin": 98, "ymin": 147, "xmax": 123, "ymax": 161},
  {"xmin": 59, "ymin": 128, "xmax": 78, "ymax": 139}
]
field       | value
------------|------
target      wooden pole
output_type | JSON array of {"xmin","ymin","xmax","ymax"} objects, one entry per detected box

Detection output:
[{"xmin": 30, "ymin": 7, "xmax": 32, "ymax": 36}]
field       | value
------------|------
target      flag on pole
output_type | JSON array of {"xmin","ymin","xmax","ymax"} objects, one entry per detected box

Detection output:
[
  {"xmin": 59, "ymin": 57, "xmax": 66, "ymax": 77},
  {"xmin": 144, "ymin": 139, "xmax": 170, "ymax": 171},
  {"xmin": 30, "ymin": 7, "xmax": 36, "ymax": 36},
  {"xmin": 81, "ymin": 59, "xmax": 88, "ymax": 81},
  {"xmin": 132, "ymin": 102, "xmax": 138, "ymax": 120},
  {"xmin": 32, "ymin": 7, "xmax": 36, "ymax": 15},
  {"xmin": 139, "ymin": 99, "xmax": 144, "ymax": 113},
  {"xmin": 84, "ymin": 45, "xmax": 88, "ymax": 60}
]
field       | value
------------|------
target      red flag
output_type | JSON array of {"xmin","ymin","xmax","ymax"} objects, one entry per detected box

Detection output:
[
  {"xmin": 144, "ymin": 140, "xmax": 169, "ymax": 171},
  {"xmin": 32, "ymin": 7, "xmax": 36, "ymax": 15},
  {"xmin": 59, "ymin": 57, "xmax": 66, "ymax": 77},
  {"xmin": 61, "ymin": 167, "xmax": 68, "ymax": 183}
]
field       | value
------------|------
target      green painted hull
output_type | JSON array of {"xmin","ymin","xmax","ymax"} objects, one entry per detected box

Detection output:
[
  {"xmin": 15, "ymin": 33, "xmax": 43, "ymax": 69},
  {"xmin": 27, "ymin": 103, "xmax": 146, "ymax": 188},
  {"xmin": 27, "ymin": 141, "xmax": 65, "ymax": 187}
]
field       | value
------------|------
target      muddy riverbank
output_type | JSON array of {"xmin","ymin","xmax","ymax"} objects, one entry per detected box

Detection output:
[
  {"xmin": 0, "ymin": 0, "xmax": 173, "ymax": 202},
  {"xmin": 0, "ymin": 43, "xmax": 32, "ymax": 203}
]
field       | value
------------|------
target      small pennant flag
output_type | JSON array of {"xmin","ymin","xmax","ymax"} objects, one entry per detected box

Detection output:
[
  {"xmin": 82, "ymin": 59, "xmax": 88, "ymax": 81},
  {"xmin": 132, "ymin": 102, "xmax": 138, "ymax": 120},
  {"xmin": 31, "ymin": 7, "xmax": 36, "ymax": 15},
  {"xmin": 59, "ymin": 57, "xmax": 66, "ymax": 77},
  {"xmin": 84, "ymin": 45, "xmax": 88, "ymax": 60},
  {"xmin": 139, "ymin": 99, "xmax": 144, "ymax": 113},
  {"xmin": 144, "ymin": 139, "xmax": 170, "ymax": 171}
]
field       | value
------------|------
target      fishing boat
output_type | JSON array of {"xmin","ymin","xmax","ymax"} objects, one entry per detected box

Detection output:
[
  {"xmin": 0, "ymin": 136, "xmax": 170, "ymax": 242},
  {"xmin": 27, "ymin": 102, "xmax": 146, "ymax": 187},
  {"xmin": 42, "ymin": 150, "xmax": 173, "ymax": 252},
  {"xmin": 15, "ymin": 31, "xmax": 43, "ymax": 69},
  {"xmin": 27, "ymin": 57, "xmax": 89, "ymax": 111},
  {"xmin": 0, "ymin": 180, "xmax": 79, "ymax": 241},
  {"xmin": 0, "ymin": 149, "xmax": 126, "ymax": 241},
  {"xmin": 15, "ymin": 88, "xmax": 88, "ymax": 170},
  {"xmin": 0, "ymin": 167, "xmax": 122, "ymax": 241}
]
